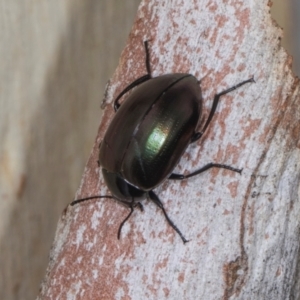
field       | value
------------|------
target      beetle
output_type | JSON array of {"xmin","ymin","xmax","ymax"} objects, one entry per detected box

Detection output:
[{"xmin": 71, "ymin": 41, "xmax": 254, "ymax": 243}]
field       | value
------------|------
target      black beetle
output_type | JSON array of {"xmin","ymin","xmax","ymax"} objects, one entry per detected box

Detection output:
[{"xmin": 71, "ymin": 41, "xmax": 254, "ymax": 243}]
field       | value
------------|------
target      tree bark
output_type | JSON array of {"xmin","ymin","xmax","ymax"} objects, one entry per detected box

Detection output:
[{"xmin": 38, "ymin": 0, "xmax": 300, "ymax": 299}]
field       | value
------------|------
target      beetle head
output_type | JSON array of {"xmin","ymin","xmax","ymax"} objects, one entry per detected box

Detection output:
[{"xmin": 102, "ymin": 168, "xmax": 146, "ymax": 202}]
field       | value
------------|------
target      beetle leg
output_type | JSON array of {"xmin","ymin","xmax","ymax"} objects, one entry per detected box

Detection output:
[
  {"xmin": 148, "ymin": 191, "xmax": 189, "ymax": 244},
  {"xmin": 114, "ymin": 74, "xmax": 151, "ymax": 111},
  {"xmin": 191, "ymin": 77, "xmax": 255, "ymax": 143},
  {"xmin": 143, "ymin": 40, "xmax": 152, "ymax": 75},
  {"xmin": 113, "ymin": 41, "xmax": 153, "ymax": 111},
  {"xmin": 169, "ymin": 163, "xmax": 242, "ymax": 180}
]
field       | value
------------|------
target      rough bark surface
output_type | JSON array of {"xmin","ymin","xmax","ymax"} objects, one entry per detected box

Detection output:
[{"xmin": 38, "ymin": 0, "xmax": 300, "ymax": 299}]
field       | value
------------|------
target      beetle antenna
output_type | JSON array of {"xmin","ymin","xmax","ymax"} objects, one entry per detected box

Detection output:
[
  {"xmin": 71, "ymin": 195, "xmax": 114, "ymax": 206},
  {"xmin": 117, "ymin": 206, "xmax": 134, "ymax": 239},
  {"xmin": 117, "ymin": 199, "xmax": 144, "ymax": 239}
]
